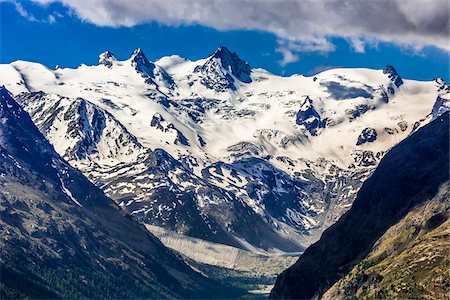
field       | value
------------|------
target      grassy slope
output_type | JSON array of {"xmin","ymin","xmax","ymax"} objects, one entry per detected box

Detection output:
[{"xmin": 323, "ymin": 184, "xmax": 449, "ymax": 299}]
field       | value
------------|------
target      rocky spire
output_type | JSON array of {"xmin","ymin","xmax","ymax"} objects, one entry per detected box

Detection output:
[
  {"xmin": 209, "ymin": 46, "xmax": 252, "ymax": 83},
  {"xmin": 98, "ymin": 50, "xmax": 117, "ymax": 68},
  {"xmin": 383, "ymin": 65, "xmax": 403, "ymax": 88}
]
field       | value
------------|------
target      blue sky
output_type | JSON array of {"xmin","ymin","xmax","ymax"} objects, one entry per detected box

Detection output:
[{"xmin": 1, "ymin": 1, "xmax": 448, "ymax": 81}]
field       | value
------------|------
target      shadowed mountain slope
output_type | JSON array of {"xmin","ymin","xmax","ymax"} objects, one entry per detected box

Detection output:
[
  {"xmin": 270, "ymin": 112, "xmax": 449, "ymax": 299},
  {"xmin": 0, "ymin": 87, "xmax": 242, "ymax": 299}
]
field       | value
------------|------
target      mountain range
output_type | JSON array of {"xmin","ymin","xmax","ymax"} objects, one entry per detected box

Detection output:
[
  {"xmin": 1, "ymin": 47, "xmax": 448, "ymax": 256},
  {"xmin": 1, "ymin": 46, "xmax": 449, "ymax": 298}
]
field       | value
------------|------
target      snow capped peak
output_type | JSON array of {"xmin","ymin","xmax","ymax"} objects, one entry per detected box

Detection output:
[
  {"xmin": 383, "ymin": 65, "xmax": 403, "ymax": 88},
  {"xmin": 156, "ymin": 55, "xmax": 188, "ymax": 70},
  {"xmin": 0, "ymin": 52, "xmax": 443, "ymax": 253},
  {"xmin": 132, "ymin": 47, "xmax": 144, "ymax": 55},
  {"xmin": 434, "ymin": 77, "xmax": 449, "ymax": 93},
  {"xmin": 210, "ymin": 46, "xmax": 233, "ymax": 58},
  {"xmin": 127, "ymin": 48, "xmax": 175, "ymax": 90},
  {"xmin": 209, "ymin": 46, "xmax": 252, "ymax": 83},
  {"xmin": 130, "ymin": 48, "xmax": 150, "ymax": 65},
  {"xmin": 98, "ymin": 50, "xmax": 117, "ymax": 67},
  {"xmin": 130, "ymin": 47, "xmax": 156, "ymax": 75},
  {"xmin": 193, "ymin": 46, "xmax": 252, "ymax": 92}
]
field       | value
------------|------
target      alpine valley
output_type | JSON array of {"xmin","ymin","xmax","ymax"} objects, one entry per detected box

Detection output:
[{"xmin": 1, "ymin": 46, "xmax": 449, "ymax": 295}]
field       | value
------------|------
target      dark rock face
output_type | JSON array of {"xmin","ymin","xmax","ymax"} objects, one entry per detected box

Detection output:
[
  {"xmin": 356, "ymin": 127, "xmax": 377, "ymax": 145},
  {"xmin": 0, "ymin": 87, "xmax": 240, "ymax": 299},
  {"xmin": 131, "ymin": 48, "xmax": 156, "ymax": 74},
  {"xmin": 296, "ymin": 97, "xmax": 325, "ymax": 135},
  {"xmin": 212, "ymin": 46, "xmax": 252, "ymax": 83},
  {"xmin": 432, "ymin": 95, "xmax": 450, "ymax": 119},
  {"xmin": 270, "ymin": 112, "xmax": 449, "ymax": 300},
  {"xmin": 351, "ymin": 150, "xmax": 382, "ymax": 167},
  {"xmin": 149, "ymin": 113, "xmax": 189, "ymax": 145},
  {"xmin": 345, "ymin": 104, "xmax": 372, "ymax": 121},
  {"xmin": 383, "ymin": 65, "xmax": 403, "ymax": 88},
  {"xmin": 194, "ymin": 46, "xmax": 252, "ymax": 92},
  {"xmin": 150, "ymin": 112, "xmax": 165, "ymax": 130},
  {"xmin": 167, "ymin": 123, "xmax": 190, "ymax": 146}
]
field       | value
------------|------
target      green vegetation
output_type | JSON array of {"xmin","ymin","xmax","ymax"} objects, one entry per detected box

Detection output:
[
  {"xmin": 323, "ymin": 187, "xmax": 450, "ymax": 300},
  {"xmin": 1, "ymin": 259, "xmax": 178, "ymax": 300}
]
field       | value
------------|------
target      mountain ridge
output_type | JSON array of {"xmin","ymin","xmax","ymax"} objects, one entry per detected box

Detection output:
[{"xmin": 1, "ymin": 47, "xmax": 448, "ymax": 253}]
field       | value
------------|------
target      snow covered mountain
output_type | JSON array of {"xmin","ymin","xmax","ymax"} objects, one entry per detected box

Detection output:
[
  {"xmin": 0, "ymin": 87, "xmax": 239, "ymax": 299},
  {"xmin": 1, "ymin": 46, "xmax": 448, "ymax": 253}
]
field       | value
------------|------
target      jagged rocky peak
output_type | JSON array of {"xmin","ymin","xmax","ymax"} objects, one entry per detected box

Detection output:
[
  {"xmin": 432, "ymin": 95, "xmax": 450, "ymax": 119},
  {"xmin": 296, "ymin": 96, "xmax": 325, "ymax": 135},
  {"xmin": 130, "ymin": 48, "xmax": 154, "ymax": 72},
  {"xmin": 98, "ymin": 50, "xmax": 117, "ymax": 67},
  {"xmin": 129, "ymin": 48, "xmax": 175, "ymax": 89},
  {"xmin": 431, "ymin": 78, "xmax": 450, "ymax": 119},
  {"xmin": 383, "ymin": 64, "xmax": 403, "ymax": 88},
  {"xmin": 434, "ymin": 77, "xmax": 449, "ymax": 93},
  {"xmin": 194, "ymin": 46, "xmax": 252, "ymax": 92},
  {"xmin": 210, "ymin": 46, "xmax": 252, "ymax": 83}
]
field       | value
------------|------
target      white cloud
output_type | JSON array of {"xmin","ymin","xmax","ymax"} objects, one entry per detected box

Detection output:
[
  {"xmin": 276, "ymin": 46, "xmax": 299, "ymax": 67},
  {"xmin": 276, "ymin": 38, "xmax": 336, "ymax": 66},
  {"xmin": 47, "ymin": 14, "xmax": 56, "ymax": 23},
  {"xmin": 12, "ymin": 1, "xmax": 38, "ymax": 22},
  {"xmin": 24, "ymin": 0, "xmax": 450, "ymax": 65},
  {"xmin": 4, "ymin": 0, "xmax": 60, "ymax": 23},
  {"xmin": 349, "ymin": 38, "xmax": 365, "ymax": 53}
]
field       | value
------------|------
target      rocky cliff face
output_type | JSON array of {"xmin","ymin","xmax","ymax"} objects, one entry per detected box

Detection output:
[{"xmin": 270, "ymin": 112, "xmax": 449, "ymax": 299}]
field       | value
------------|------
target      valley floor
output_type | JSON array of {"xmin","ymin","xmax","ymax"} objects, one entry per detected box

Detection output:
[{"xmin": 146, "ymin": 225, "xmax": 299, "ymax": 297}]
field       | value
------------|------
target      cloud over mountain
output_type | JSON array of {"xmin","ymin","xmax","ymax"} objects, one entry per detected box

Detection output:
[{"xmin": 29, "ymin": 0, "xmax": 450, "ymax": 62}]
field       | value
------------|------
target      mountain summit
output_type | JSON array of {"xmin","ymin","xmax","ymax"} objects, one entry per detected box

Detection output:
[
  {"xmin": 383, "ymin": 64, "xmax": 403, "ymax": 88},
  {"xmin": 194, "ymin": 46, "xmax": 252, "ymax": 91},
  {"xmin": 130, "ymin": 48, "xmax": 153, "ymax": 71},
  {"xmin": 98, "ymin": 50, "xmax": 117, "ymax": 67},
  {"xmin": 128, "ymin": 48, "xmax": 175, "ymax": 90},
  {"xmin": 210, "ymin": 46, "xmax": 252, "ymax": 83}
]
